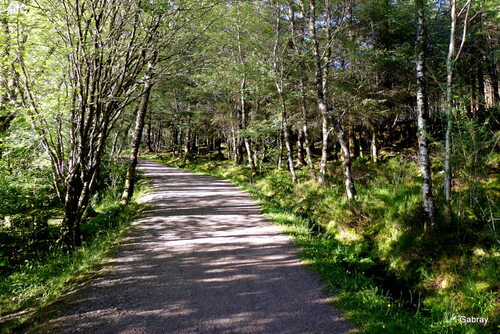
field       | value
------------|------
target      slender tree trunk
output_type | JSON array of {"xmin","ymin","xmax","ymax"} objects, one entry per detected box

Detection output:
[
  {"xmin": 231, "ymin": 122, "xmax": 243, "ymax": 164},
  {"xmin": 301, "ymin": 0, "xmax": 356, "ymax": 197},
  {"xmin": 184, "ymin": 129, "xmax": 191, "ymax": 154},
  {"xmin": 277, "ymin": 120, "xmax": 284, "ymax": 170},
  {"xmin": 305, "ymin": 0, "xmax": 352, "ymax": 188},
  {"xmin": 334, "ymin": 120, "xmax": 356, "ymax": 200},
  {"xmin": 288, "ymin": 2, "xmax": 317, "ymax": 180},
  {"xmin": 147, "ymin": 114, "xmax": 153, "ymax": 152},
  {"xmin": 235, "ymin": 123, "xmax": 244, "ymax": 164},
  {"xmin": 476, "ymin": 52, "xmax": 485, "ymax": 114},
  {"xmin": 155, "ymin": 128, "xmax": 162, "ymax": 152},
  {"xmin": 110, "ymin": 129, "xmax": 121, "ymax": 157},
  {"xmin": 301, "ymin": 108, "xmax": 317, "ymax": 179},
  {"xmin": 304, "ymin": 0, "xmax": 329, "ymax": 183},
  {"xmin": 319, "ymin": 109, "xmax": 329, "ymax": 183},
  {"xmin": 371, "ymin": 129, "xmax": 378, "ymax": 163},
  {"xmin": 241, "ymin": 78, "xmax": 256, "ymax": 172},
  {"xmin": 415, "ymin": 0, "xmax": 436, "ymax": 227},
  {"xmin": 191, "ymin": 132, "xmax": 197, "ymax": 153},
  {"xmin": 244, "ymin": 140, "xmax": 255, "ymax": 169},
  {"xmin": 272, "ymin": 3, "xmax": 296, "ymax": 183},
  {"xmin": 444, "ymin": 0, "xmax": 456, "ymax": 209},
  {"xmin": 121, "ymin": 61, "xmax": 155, "ymax": 205},
  {"xmin": 215, "ymin": 137, "xmax": 224, "ymax": 160},
  {"xmin": 485, "ymin": 51, "xmax": 499, "ymax": 106},
  {"xmin": 234, "ymin": 95, "xmax": 244, "ymax": 165},
  {"xmin": 235, "ymin": 141, "xmax": 243, "ymax": 164},
  {"xmin": 353, "ymin": 129, "xmax": 360, "ymax": 158},
  {"xmin": 115, "ymin": 125, "xmax": 130, "ymax": 157},
  {"xmin": 296, "ymin": 129, "xmax": 306, "ymax": 167},
  {"xmin": 284, "ymin": 126, "xmax": 297, "ymax": 182},
  {"xmin": 357, "ymin": 131, "xmax": 364, "ymax": 158},
  {"xmin": 172, "ymin": 127, "xmax": 178, "ymax": 153},
  {"xmin": 278, "ymin": 87, "xmax": 297, "ymax": 183},
  {"xmin": 0, "ymin": 9, "xmax": 16, "ymax": 159},
  {"xmin": 348, "ymin": 126, "xmax": 356, "ymax": 158}
]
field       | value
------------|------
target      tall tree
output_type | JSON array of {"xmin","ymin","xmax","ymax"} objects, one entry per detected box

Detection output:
[
  {"xmin": 18, "ymin": 0, "xmax": 161, "ymax": 246},
  {"xmin": 415, "ymin": 0, "xmax": 436, "ymax": 227},
  {"xmin": 287, "ymin": 0, "xmax": 317, "ymax": 180},
  {"xmin": 301, "ymin": 0, "xmax": 330, "ymax": 183},
  {"xmin": 301, "ymin": 0, "xmax": 356, "ymax": 199},
  {"xmin": 121, "ymin": 56, "xmax": 156, "ymax": 204},
  {"xmin": 0, "ymin": 0, "xmax": 22, "ymax": 157},
  {"xmin": 271, "ymin": 1, "xmax": 296, "ymax": 183}
]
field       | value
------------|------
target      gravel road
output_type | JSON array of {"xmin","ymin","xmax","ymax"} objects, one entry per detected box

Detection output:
[{"xmin": 21, "ymin": 160, "xmax": 354, "ymax": 334}]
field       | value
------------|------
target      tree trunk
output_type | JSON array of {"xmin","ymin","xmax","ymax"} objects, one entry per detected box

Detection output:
[
  {"xmin": 61, "ymin": 168, "xmax": 84, "ymax": 247},
  {"xmin": 357, "ymin": 131, "xmax": 365, "ymax": 158},
  {"xmin": 234, "ymin": 96, "xmax": 244, "ymax": 165},
  {"xmin": 485, "ymin": 48, "xmax": 499, "ymax": 107},
  {"xmin": 476, "ymin": 52, "xmax": 485, "ymax": 114},
  {"xmin": 241, "ymin": 78, "xmax": 256, "ymax": 173},
  {"xmin": 184, "ymin": 129, "xmax": 191, "ymax": 154},
  {"xmin": 244, "ymin": 140, "xmax": 256, "ymax": 170},
  {"xmin": 334, "ymin": 121, "xmax": 356, "ymax": 200},
  {"xmin": 415, "ymin": 0, "xmax": 436, "ymax": 227},
  {"xmin": 319, "ymin": 108, "xmax": 329, "ymax": 183},
  {"xmin": 444, "ymin": 0, "xmax": 456, "ymax": 209},
  {"xmin": 348, "ymin": 126, "xmax": 359, "ymax": 158},
  {"xmin": 191, "ymin": 132, "xmax": 197, "ymax": 153},
  {"xmin": 0, "ymin": 9, "xmax": 17, "ymax": 159},
  {"xmin": 277, "ymin": 121, "xmax": 284, "ymax": 170},
  {"xmin": 172, "ymin": 127, "xmax": 178, "ymax": 153},
  {"xmin": 110, "ymin": 129, "xmax": 121, "ymax": 157},
  {"xmin": 353, "ymin": 129, "xmax": 360, "ymax": 158},
  {"xmin": 305, "ymin": 0, "xmax": 330, "ymax": 183},
  {"xmin": 296, "ymin": 129, "xmax": 306, "ymax": 167},
  {"xmin": 271, "ymin": 3, "xmax": 295, "ymax": 182},
  {"xmin": 121, "ymin": 64, "xmax": 154, "ymax": 205},
  {"xmin": 278, "ymin": 88, "xmax": 297, "ymax": 183},
  {"xmin": 147, "ymin": 114, "xmax": 153, "ymax": 152},
  {"xmin": 235, "ymin": 140, "xmax": 244, "ymax": 164},
  {"xmin": 287, "ymin": 2, "xmax": 317, "ymax": 180},
  {"xmin": 371, "ymin": 129, "xmax": 378, "ymax": 163},
  {"xmin": 155, "ymin": 128, "xmax": 162, "ymax": 152}
]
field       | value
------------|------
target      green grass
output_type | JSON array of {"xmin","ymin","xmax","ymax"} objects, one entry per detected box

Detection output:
[
  {"xmin": 151, "ymin": 152, "xmax": 498, "ymax": 334},
  {"xmin": 0, "ymin": 181, "xmax": 148, "ymax": 333}
]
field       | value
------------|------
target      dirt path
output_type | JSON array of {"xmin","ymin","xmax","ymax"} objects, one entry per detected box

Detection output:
[{"xmin": 22, "ymin": 160, "xmax": 354, "ymax": 334}]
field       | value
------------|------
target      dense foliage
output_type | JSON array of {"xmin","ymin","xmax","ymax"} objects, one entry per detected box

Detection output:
[{"xmin": 0, "ymin": 0, "xmax": 498, "ymax": 332}]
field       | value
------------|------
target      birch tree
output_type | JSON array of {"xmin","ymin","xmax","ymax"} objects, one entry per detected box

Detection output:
[
  {"xmin": 300, "ymin": 0, "xmax": 356, "ymax": 199},
  {"xmin": 271, "ymin": 1, "xmax": 296, "ymax": 183},
  {"xmin": 287, "ymin": 0, "xmax": 317, "ymax": 180},
  {"xmin": 415, "ymin": 0, "xmax": 435, "ymax": 227}
]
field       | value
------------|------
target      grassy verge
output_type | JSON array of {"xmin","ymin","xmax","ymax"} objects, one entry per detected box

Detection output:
[
  {"xmin": 151, "ymin": 153, "xmax": 498, "ymax": 334},
  {"xmin": 0, "ymin": 180, "xmax": 148, "ymax": 333}
]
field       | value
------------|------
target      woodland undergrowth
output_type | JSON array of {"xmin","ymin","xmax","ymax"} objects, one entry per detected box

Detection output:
[{"xmin": 0, "ymin": 158, "xmax": 147, "ymax": 333}]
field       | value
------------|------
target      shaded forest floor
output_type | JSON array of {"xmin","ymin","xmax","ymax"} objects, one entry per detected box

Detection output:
[{"xmin": 0, "ymin": 164, "xmax": 147, "ymax": 333}]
